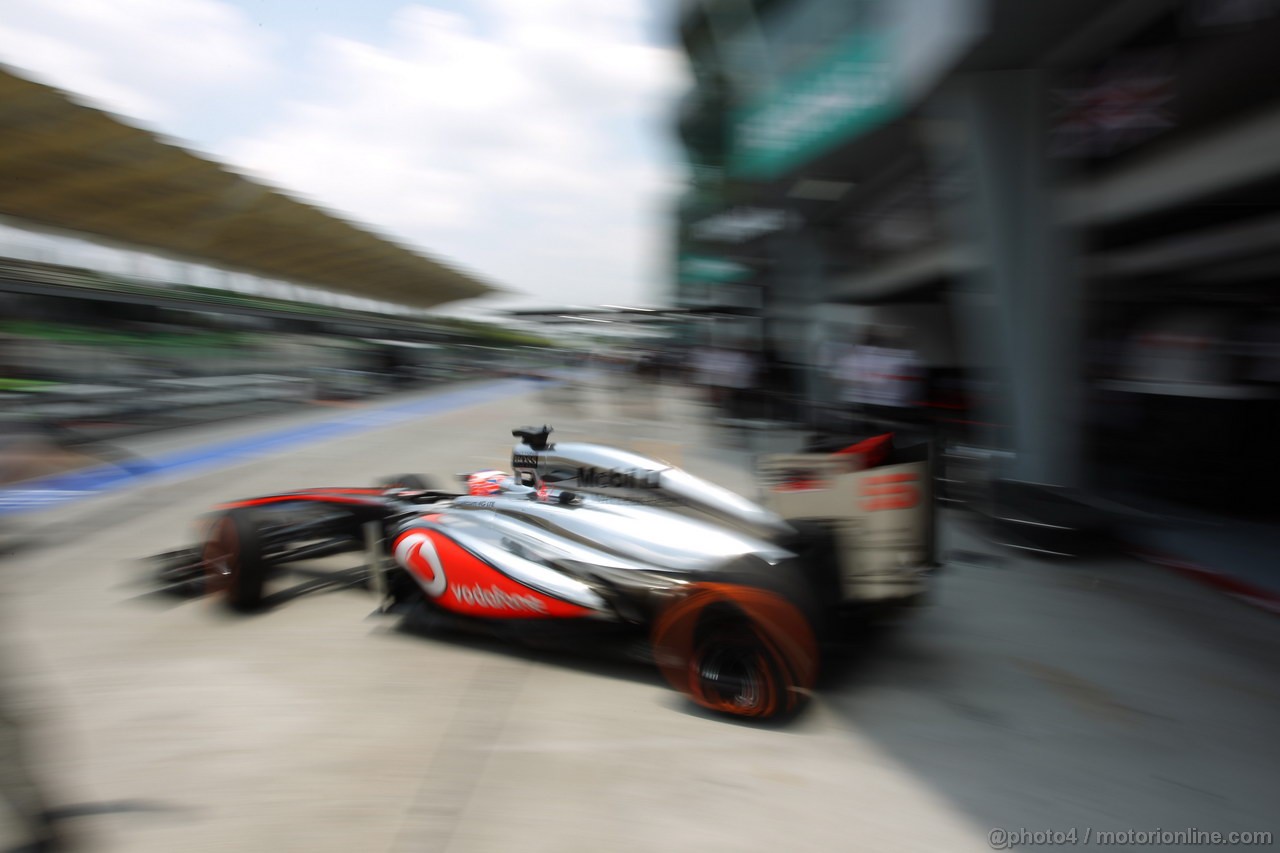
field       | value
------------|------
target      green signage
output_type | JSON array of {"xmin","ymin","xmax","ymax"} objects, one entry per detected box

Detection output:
[
  {"xmin": 729, "ymin": 32, "xmax": 899, "ymax": 180},
  {"xmin": 678, "ymin": 253, "xmax": 752, "ymax": 284}
]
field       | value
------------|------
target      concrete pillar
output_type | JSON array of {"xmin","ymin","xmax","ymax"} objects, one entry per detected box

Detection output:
[
  {"xmin": 766, "ymin": 225, "xmax": 829, "ymax": 421},
  {"xmin": 936, "ymin": 70, "xmax": 1085, "ymax": 487}
]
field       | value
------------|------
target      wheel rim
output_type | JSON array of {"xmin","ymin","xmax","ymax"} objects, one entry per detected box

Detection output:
[
  {"xmin": 652, "ymin": 583, "xmax": 818, "ymax": 719},
  {"xmin": 202, "ymin": 516, "xmax": 239, "ymax": 595},
  {"xmin": 695, "ymin": 640, "xmax": 765, "ymax": 711}
]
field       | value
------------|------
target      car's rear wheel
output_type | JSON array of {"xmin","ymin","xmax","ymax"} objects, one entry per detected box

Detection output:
[
  {"xmin": 377, "ymin": 474, "xmax": 437, "ymax": 491},
  {"xmin": 203, "ymin": 508, "xmax": 268, "ymax": 613},
  {"xmin": 691, "ymin": 616, "xmax": 778, "ymax": 715},
  {"xmin": 652, "ymin": 583, "xmax": 818, "ymax": 720}
]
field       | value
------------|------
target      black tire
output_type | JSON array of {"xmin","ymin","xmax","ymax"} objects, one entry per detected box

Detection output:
[
  {"xmin": 377, "ymin": 474, "xmax": 437, "ymax": 491},
  {"xmin": 203, "ymin": 508, "xmax": 269, "ymax": 613},
  {"xmin": 651, "ymin": 562, "xmax": 820, "ymax": 721},
  {"xmin": 694, "ymin": 605, "xmax": 787, "ymax": 717}
]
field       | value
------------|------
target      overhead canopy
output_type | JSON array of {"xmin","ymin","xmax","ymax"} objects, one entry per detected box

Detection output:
[
  {"xmin": 506, "ymin": 306, "xmax": 751, "ymax": 323},
  {"xmin": 0, "ymin": 65, "xmax": 495, "ymax": 309}
]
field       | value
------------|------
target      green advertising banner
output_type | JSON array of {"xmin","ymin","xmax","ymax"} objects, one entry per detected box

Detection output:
[
  {"xmin": 678, "ymin": 253, "xmax": 752, "ymax": 284},
  {"xmin": 729, "ymin": 32, "xmax": 899, "ymax": 180}
]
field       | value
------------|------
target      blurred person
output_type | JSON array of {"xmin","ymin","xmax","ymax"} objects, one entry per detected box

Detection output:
[
  {"xmin": 828, "ymin": 340, "xmax": 862, "ymax": 431},
  {"xmin": 691, "ymin": 345, "xmax": 724, "ymax": 406},
  {"xmin": 0, "ymin": 432, "xmax": 72, "ymax": 852},
  {"xmin": 1084, "ymin": 329, "xmax": 1142, "ymax": 484},
  {"xmin": 717, "ymin": 348, "xmax": 758, "ymax": 418},
  {"xmin": 633, "ymin": 349, "xmax": 665, "ymax": 383},
  {"xmin": 838, "ymin": 326, "xmax": 926, "ymax": 437},
  {"xmin": 0, "ymin": 649, "xmax": 71, "ymax": 852},
  {"xmin": 669, "ymin": 348, "xmax": 694, "ymax": 384},
  {"xmin": 622, "ymin": 349, "xmax": 663, "ymax": 421},
  {"xmin": 753, "ymin": 346, "xmax": 794, "ymax": 421}
]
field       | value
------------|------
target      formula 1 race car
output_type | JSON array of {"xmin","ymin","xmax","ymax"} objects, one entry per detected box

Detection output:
[{"xmin": 151, "ymin": 426, "xmax": 937, "ymax": 720}]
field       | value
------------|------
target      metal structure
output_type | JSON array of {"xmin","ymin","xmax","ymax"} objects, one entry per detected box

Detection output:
[
  {"xmin": 0, "ymin": 65, "xmax": 493, "ymax": 309},
  {"xmin": 672, "ymin": 0, "xmax": 1280, "ymax": 499}
]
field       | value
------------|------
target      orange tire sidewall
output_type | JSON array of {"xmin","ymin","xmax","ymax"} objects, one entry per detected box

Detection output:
[
  {"xmin": 201, "ymin": 515, "xmax": 239, "ymax": 596},
  {"xmin": 652, "ymin": 583, "xmax": 818, "ymax": 717}
]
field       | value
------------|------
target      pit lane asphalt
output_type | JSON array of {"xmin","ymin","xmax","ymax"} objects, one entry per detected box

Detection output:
[{"xmin": 2, "ymin": 376, "xmax": 1278, "ymax": 852}]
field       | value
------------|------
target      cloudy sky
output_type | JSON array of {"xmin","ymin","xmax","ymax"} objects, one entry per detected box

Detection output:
[{"xmin": 0, "ymin": 0, "xmax": 686, "ymax": 315}]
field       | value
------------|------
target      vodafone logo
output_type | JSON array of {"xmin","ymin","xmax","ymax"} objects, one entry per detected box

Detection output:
[
  {"xmin": 392, "ymin": 529, "xmax": 552, "ymax": 615},
  {"xmin": 393, "ymin": 530, "xmax": 447, "ymax": 597},
  {"xmin": 453, "ymin": 584, "xmax": 547, "ymax": 613}
]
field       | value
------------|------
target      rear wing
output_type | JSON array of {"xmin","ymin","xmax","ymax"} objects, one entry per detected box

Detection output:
[{"xmin": 758, "ymin": 437, "xmax": 936, "ymax": 603}]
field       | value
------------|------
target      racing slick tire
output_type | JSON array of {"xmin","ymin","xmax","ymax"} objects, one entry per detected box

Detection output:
[
  {"xmin": 651, "ymin": 568, "xmax": 819, "ymax": 721},
  {"xmin": 377, "ymin": 474, "xmax": 437, "ymax": 491},
  {"xmin": 202, "ymin": 508, "xmax": 268, "ymax": 613}
]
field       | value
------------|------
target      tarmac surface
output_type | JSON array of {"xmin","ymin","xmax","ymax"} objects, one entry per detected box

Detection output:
[{"xmin": 2, "ymin": 375, "xmax": 1278, "ymax": 851}]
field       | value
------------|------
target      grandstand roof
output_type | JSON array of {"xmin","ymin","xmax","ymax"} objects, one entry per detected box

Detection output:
[{"xmin": 0, "ymin": 65, "xmax": 495, "ymax": 308}]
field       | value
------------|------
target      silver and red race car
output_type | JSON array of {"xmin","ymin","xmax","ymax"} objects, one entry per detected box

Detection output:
[{"xmin": 152, "ymin": 426, "xmax": 937, "ymax": 720}]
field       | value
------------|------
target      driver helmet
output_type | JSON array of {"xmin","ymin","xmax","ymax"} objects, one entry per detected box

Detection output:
[{"xmin": 467, "ymin": 469, "xmax": 509, "ymax": 496}]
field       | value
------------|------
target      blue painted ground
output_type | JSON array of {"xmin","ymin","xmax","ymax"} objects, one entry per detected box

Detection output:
[{"xmin": 0, "ymin": 378, "xmax": 539, "ymax": 516}]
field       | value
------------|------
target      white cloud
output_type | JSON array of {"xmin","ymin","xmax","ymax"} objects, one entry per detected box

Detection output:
[
  {"xmin": 0, "ymin": 0, "xmax": 272, "ymax": 126},
  {"xmin": 226, "ymin": 1, "xmax": 686, "ymax": 310},
  {"xmin": 0, "ymin": 0, "xmax": 688, "ymax": 313}
]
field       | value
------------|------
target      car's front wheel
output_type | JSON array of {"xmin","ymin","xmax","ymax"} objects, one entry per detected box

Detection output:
[{"xmin": 202, "ymin": 508, "xmax": 268, "ymax": 613}]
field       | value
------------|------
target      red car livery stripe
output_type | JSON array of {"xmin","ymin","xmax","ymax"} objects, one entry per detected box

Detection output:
[
  {"xmin": 392, "ymin": 527, "xmax": 593, "ymax": 619},
  {"xmin": 218, "ymin": 492, "xmax": 387, "ymax": 510}
]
